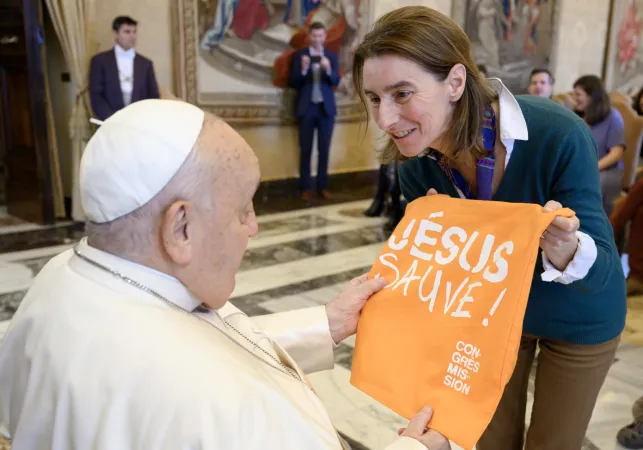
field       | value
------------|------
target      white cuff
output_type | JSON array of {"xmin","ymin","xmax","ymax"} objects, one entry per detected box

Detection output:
[
  {"xmin": 251, "ymin": 306, "xmax": 335, "ymax": 374},
  {"xmin": 541, "ymin": 230, "xmax": 597, "ymax": 284},
  {"xmin": 384, "ymin": 436, "xmax": 430, "ymax": 450}
]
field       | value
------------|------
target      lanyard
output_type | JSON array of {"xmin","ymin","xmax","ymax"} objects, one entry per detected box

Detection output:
[{"xmin": 430, "ymin": 105, "xmax": 497, "ymax": 200}]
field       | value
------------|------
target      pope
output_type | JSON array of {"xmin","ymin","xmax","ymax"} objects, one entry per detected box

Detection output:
[{"xmin": 0, "ymin": 100, "xmax": 450, "ymax": 450}]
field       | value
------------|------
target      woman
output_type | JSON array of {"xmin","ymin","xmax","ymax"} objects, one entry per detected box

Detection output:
[
  {"xmin": 573, "ymin": 75, "xmax": 626, "ymax": 216},
  {"xmin": 352, "ymin": 6, "xmax": 626, "ymax": 450}
]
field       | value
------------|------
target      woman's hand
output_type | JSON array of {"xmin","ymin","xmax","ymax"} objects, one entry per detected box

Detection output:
[
  {"xmin": 540, "ymin": 200, "xmax": 580, "ymax": 271},
  {"xmin": 427, "ymin": 191, "xmax": 580, "ymax": 271}
]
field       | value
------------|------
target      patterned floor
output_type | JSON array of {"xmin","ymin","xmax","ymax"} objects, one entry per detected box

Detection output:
[{"xmin": 0, "ymin": 199, "xmax": 641, "ymax": 449}]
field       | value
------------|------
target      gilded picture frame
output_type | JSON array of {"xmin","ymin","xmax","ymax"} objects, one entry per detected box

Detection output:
[
  {"xmin": 172, "ymin": 0, "xmax": 373, "ymax": 125},
  {"xmin": 454, "ymin": 0, "xmax": 557, "ymax": 94}
]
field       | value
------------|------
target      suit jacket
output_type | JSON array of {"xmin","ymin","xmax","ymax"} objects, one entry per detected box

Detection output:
[
  {"xmin": 288, "ymin": 48, "xmax": 340, "ymax": 118},
  {"xmin": 89, "ymin": 49, "xmax": 160, "ymax": 120},
  {"xmin": 0, "ymin": 239, "xmax": 424, "ymax": 449}
]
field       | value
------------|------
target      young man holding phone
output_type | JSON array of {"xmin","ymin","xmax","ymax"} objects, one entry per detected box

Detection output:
[{"xmin": 288, "ymin": 22, "xmax": 340, "ymax": 201}]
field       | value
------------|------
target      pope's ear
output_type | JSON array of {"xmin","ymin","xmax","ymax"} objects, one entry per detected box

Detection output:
[{"xmin": 161, "ymin": 201, "xmax": 193, "ymax": 265}]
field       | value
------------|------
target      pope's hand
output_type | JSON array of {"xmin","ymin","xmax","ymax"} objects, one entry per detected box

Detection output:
[
  {"xmin": 539, "ymin": 200, "xmax": 580, "ymax": 271},
  {"xmin": 426, "ymin": 190, "xmax": 580, "ymax": 272},
  {"xmin": 398, "ymin": 407, "xmax": 451, "ymax": 449},
  {"xmin": 325, "ymin": 274, "xmax": 387, "ymax": 344}
]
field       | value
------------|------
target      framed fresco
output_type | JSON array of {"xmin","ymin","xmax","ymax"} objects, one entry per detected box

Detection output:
[
  {"xmin": 604, "ymin": 0, "xmax": 643, "ymax": 93},
  {"xmin": 461, "ymin": 0, "xmax": 557, "ymax": 94},
  {"xmin": 173, "ymin": 0, "xmax": 373, "ymax": 125}
]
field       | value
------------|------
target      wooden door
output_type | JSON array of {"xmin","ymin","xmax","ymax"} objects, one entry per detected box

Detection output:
[{"xmin": 0, "ymin": 0, "xmax": 54, "ymax": 224}]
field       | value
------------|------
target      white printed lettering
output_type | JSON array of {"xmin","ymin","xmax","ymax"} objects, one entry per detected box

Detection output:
[
  {"xmin": 444, "ymin": 277, "xmax": 469, "ymax": 315},
  {"xmin": 392, "ymin": 259, "xmax": 420, "ymax": 296},
  {"xmin": 388, "ymin": 219, "xmax": 416, "ymax": 251},
  {"xmin": 435, "ymin": 226, "xmax": 467, "ymax": 265},
  {"xmin": 378, "ymin": 253, "xmax": 400, "ymax": 288},
  {"xmin": 419, "ymin": 266, "xmax": 442, "ymax": 312},
  {"xmin": 451, "ymin": 282, "xmax": 482, "ymax": 318},
  {"xmin": 410, "ymin": 217, "xmax": 443, "ymax": 261},
  {"xmin": 483, "ymin": 241, "xmax": 514, "ymax": 283}
]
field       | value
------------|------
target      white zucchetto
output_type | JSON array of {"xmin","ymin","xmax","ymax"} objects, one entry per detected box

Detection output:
[{"xmin": 80, "ymin": 99, "xmax": 205, "ymax": 223}]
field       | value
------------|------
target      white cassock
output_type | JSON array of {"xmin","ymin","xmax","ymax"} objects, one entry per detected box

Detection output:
[{"xmin": 0, "ymin": 238, "xmax": 423, "ymax": 449}]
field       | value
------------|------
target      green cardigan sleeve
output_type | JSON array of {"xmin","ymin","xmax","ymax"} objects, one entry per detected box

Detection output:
[{"xmin": 549, "ymin": 121, "xmax": 624, "ymax": 293}]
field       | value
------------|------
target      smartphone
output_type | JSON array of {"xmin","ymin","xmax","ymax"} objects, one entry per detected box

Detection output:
[{"xmin": 310, "ymin": 55, "xmax": 321, "ymax": 64}]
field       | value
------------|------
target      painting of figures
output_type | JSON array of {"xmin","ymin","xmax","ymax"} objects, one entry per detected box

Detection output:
[
  {"xmin": 464, "ymin": 0, "xmax": 556, "ymax": 93},
  {"xmin": 604, "ymin": 0, "xmax": 643, "ymax": 93},
  {"xmin": 174, "ymin": 0, "xmax": 372, "ymax": 124}
]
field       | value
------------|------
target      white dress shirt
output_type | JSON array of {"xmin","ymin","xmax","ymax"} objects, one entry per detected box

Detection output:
[{"xmin": 114, "ymin": 44, "xmax": 135, "ymax": 106}]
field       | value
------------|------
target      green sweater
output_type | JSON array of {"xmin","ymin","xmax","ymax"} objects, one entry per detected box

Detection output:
[{"xmin": 398, "ymin": 95, "xmax": 626, "ymax": 345}]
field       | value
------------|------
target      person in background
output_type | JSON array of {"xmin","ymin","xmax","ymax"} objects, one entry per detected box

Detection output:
[
  {"xmin": 613, "ymin": 88, "xmax": 643, "ymax": 446},
  {"xmin": 289, "ymin": 22, "xmax": 340, "ymax": 202},
  {"xmin": 611, "ymin": 170, "xmax": 643, "ymax": 295},
  {"xmin": 617, "ymin": 396, "xmax": 643, "ymax": 449},
  {"xmin": 574, "ymin": 75, "xmax": 626, "ymax": 216},
  {"xmin": 633, "ymin": 87, "xmax": 643, "ymax": 157},
  {"xmin": 477, "ymin": 64, "xmax": 488, "ymax": 78},
  {"xmin": 353, "ymin": 7, "xmax": 625, "ymax": 449},
  {"xmin": 633, "ymin": 87, "xmax": 643, "ymax": 116},
  {"xmin": 610, "ymin": 171, "xmax": 643, "ymax": 447},
  {"xmin": 527, "ymin": 68, "xmax": 554, "ymax": 99},
  {"xmin": 89, "ymin": 16, "xmax": 160, "ymax": 121},
  {"xmin": 362, "ymin": 163, "xmax": 404, "ymax": 230}
]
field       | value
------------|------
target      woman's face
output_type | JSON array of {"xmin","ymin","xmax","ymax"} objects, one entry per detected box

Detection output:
[
  {"xmin": 573, "ymin": 86, "xmax": 590, "ymax": 112},
  {"xmin": 362, "ymin": 55, "xmax": 456, "ymax": 158}
]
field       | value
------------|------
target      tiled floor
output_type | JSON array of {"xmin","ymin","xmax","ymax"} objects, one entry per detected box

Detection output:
[{"xmin": 0, "ymin": 198, "xmax": 641, "ymax": 449}]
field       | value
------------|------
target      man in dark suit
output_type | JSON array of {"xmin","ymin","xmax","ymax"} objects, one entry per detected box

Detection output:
[
  {"xmin": 89, "ymin": 16, "xmax": 159, "ymax": 121},
  {"xmin": 288, "ymin": 22, "xmax": 340, "ymax": 201}
]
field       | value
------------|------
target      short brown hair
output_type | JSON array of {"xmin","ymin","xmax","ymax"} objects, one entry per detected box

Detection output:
[
  {"xmin": 352, "ymin": 6, "xmax": 496, "ymax": 162},
  {"xmin": 530, "ymin": 68, "xmax": 554, "ymax": 84}
]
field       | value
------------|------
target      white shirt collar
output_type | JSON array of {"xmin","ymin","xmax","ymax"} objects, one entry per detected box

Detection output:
[
  {"xmin": 309, "ymin": 46, "xmax": 324, "ymax": 56},
  {"xmin": 114, "ymin": 44, "xmax": 136, "ymax": 59},
  {"xmin": 487, "ymin": 78, "xmax": 528, "ymax": 167},
  {"xmin": 73, "ymin": 237, "xmax": 202, "ymax": 313},
  {"xmin": 489, "ymin": 78, "xmax": 529, "ymax": 141}
]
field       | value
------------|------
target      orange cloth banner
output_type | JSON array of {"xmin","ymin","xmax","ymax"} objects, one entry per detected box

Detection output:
[{"xmin": 350, "ymin": 195, "xmax": 574, "ymax": 449}]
